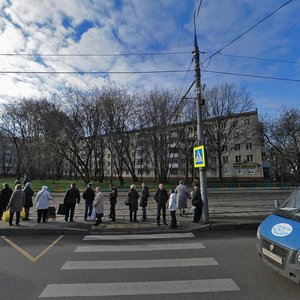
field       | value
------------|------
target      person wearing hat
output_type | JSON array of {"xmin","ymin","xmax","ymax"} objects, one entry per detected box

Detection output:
[{"xmin": 35, "ymin": 186, "xmax": 52, "ymax": 223}]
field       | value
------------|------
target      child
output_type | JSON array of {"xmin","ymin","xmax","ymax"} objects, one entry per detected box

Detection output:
[{"xmin": 168, "ymin": 189, "xmax": 177, "ymax": 229}]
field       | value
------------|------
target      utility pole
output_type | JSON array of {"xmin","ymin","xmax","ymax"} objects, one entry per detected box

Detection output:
[{"xmin": 194, "ymin": 33, "xmax": 209, "ymax": 224}]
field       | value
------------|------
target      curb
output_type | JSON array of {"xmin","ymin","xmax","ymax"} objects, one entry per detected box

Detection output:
[{"xmin": 0, "ymin": 221, "xmax": 260, "ymax": 236}]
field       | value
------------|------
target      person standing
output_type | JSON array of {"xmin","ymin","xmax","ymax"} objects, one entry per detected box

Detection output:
[
  {"xmin": 63, "ymin": 183, "xmax": 80, "ymax": 222},
  {"xmin": 140, "ymin": 182, "xmax": 149, "ymax": 221},
  {"xmin": 23, "ymin": 182, "xmax": 34, "ymax": 220},
  {"xmin": 109, "ymin": 184, "xmax": 118, "ymax": 222},
  {"xmin": 168, "ymin": 189, "xmax": 177, "ymax": 229},
  {"xmin": 191, "ymin": 183, "xmax": 203, "ymax": 223},
  {"xmin": 35, "ymin": 186, "xmax": 52, "ymax": 223},
  {"xmin": 6, "ymin": 184, "xmax": 25, "ymax": 226},
  {"xmin": 82, "ymin": 183, "xmax": 95, "ymax": 221},
  {"xmin": 93, "ymin": 187, "xmax": 104, "ymax": 226},
  {"xmin": 0, "ymin": 183, "xmax": 13, "ymax": 220},
  {"xmin": 128, "ymin": 184, "xmax": 139, "ymax": 222},
  {"xmin": 154, "ymin": 183, "xmax": 168, "ymax": 226},
  {"xmin": 176, "ymin": 180, "xmax": 190, "ymax": 216},
  {"xmin": 23, "ymin": 173, "xmax": 31, "ymax": 186}
]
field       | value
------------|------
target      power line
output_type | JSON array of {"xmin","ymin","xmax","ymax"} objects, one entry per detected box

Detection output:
[
  {"xmin": 203, "ymin": 69, "xmax": 300, "ymax": 82},
  {"xmin": 1, "ymin": 67, "xmax": 300, "ymax": 83},
  {"xmin": 0, "ymin": 69, "xmax": 192, "ymax": 75},
  {"xmin": 0, "ymin": 51, "xmax": 191, "ymax": 57},
  {"xmin": 202, "ymin": 51, "xmax": 300, "ymax": 65},
  {"xmin": 202, "ymin": 0, "xmax": 292, "ymax": 67}
]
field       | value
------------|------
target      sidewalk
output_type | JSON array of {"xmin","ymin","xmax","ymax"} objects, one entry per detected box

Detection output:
[{"xmin": 0, "ymin": 190, "xmax": 279, "ymax": 235}]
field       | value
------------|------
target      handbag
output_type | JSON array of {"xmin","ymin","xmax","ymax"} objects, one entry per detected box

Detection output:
[
  {"xmin": 2, "ymin": 209, "xmax": 10, "ymax": 222},
  {"xmin": 125, "ymin": 198, "xmax": 130, "ymax": 206},
  {"xmin": 90, "ymin": 208, "xmax": 97, "ymax": 220},
  {"xmin": 20, "ymin": 207, "xmax": 26, "ymax": 219},
  {"xmin": 57, "ymin": 203, "xmax": 66, "ymax": 215}
]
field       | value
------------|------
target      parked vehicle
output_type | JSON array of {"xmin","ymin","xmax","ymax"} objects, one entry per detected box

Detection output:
[{"xmin": 256, "ymin": 187, "xmax": 300, "ymax": 283}]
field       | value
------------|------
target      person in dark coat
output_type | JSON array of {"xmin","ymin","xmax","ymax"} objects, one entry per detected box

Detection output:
[
  {"xmin": 7, "ymin": 184, "xmax": 25, "ymax": 226},
  {"xmin": 63, "ymin": 183, "xmax": 80, "ymax": 222},
  {"xmin": 140, "ymin": 182, "xmax": 150, "ymax": 221},
  {"xmin": 0, "ymin": 183, "xmax": 13, "ymax": 220},
  {"xmin": 109, "ymin": 184, "xmax": 118, "ymax": 222},
  {"xmin": 191, "ymin": 183, "xmax": 203, "ymax": 223},
  {"xmin": 82, "ymin": 183, "xmax": 95, "ymax": 221},
  {"xmin": 128, "ymin": 184, "xmax": 139, "ymax": 222},
  {"xmin": 23, "ymin": 182, "xmax": 34, "ymax": 220},
  {"xmin": 154, "ymin": 183, "xmax": 169, "ymax": 226}
]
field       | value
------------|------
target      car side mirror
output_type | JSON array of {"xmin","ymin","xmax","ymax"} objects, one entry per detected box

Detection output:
[{"xmin": 274, "ymin": 200, "xmax": 279, "ymax": 209}]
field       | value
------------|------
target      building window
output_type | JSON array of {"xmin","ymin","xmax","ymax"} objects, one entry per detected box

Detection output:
[
  {"xmin": 222, "ymin": 145, "xmax": 228, "ymax": 152},
  {"xmin": 246, "ymin": 143, "xmax": 252, "ymax": 150},
  {"xmin": 234, "ymin": 131, "xmax": 240, "ymax": 139},
  {"xmin": 181, "ymin": 159, "xmax": 186, "ymax": 164},
  {"xmin": 211, "ymin": 157, "xmax": 217, "ymax": 164},
  {"xmin": 235, "ymin": 156, "xmax": 241, "ymax": 163},
  {"xmin": 247, "ymin": 155, "xmax": 253, "ymax": 162},
  {"xmin": 244, "ymin": 119, "xmax": 250, "ymax": 125},
  {"xmin": 246, "ymin": 130, "xmax": 251, "ymax": 138},
  {"xmin": 170, "ymin": 169, "xmax": 178, "ymax": 175},
  {"xmin": 232, "ymin": 120, "xmax": 238, "ymax": 127},
  {"xmin": 234, "ymin": 144, "xmax": 240, "ymax": 151},
  {"xmin": 223, "ymin": 156, "xmax": 228, "ymax": 163}
]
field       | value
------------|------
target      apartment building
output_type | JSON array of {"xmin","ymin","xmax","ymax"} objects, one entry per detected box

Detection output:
[{"xmin": 104, "ymin": 110, "xmax": 264, "ymax": 182}]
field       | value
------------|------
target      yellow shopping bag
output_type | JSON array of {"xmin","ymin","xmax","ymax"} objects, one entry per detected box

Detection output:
[
  {"xmin": 2, "ymin": 209, "xmax": 10, "ymax": 222},
  {"xmin": 20, "ymin": 207, "xmax": 26, "ymax": 219}
]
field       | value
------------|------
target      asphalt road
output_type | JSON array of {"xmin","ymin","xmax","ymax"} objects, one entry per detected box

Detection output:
[{"xmin": 1, "ymin": 229, "xmax": 300, "ymax": 299}]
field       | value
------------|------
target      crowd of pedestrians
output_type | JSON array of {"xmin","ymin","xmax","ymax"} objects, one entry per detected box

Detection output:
[{"xmin": 0, "ymin": 177, "xmax": 203, "ymax": 228}]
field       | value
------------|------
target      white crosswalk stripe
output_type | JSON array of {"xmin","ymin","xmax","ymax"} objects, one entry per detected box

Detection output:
[
  {"xmin": 61, "ymin": 257, "xmax": 218, "ymax": 269},
  {"xmin": 39, "ymin": 232, "xmax": 240, "ymax": 298},
  {"xmin": 39, "ymin": 279, "xmax": 240, "ymax": 297},
  {"xmin": 83, "ymin": 232, "xmax": 195, "ymax": 240},
  {"xmin": 75, "ymin": 242, "xmax": 205, "ymax": 252}
]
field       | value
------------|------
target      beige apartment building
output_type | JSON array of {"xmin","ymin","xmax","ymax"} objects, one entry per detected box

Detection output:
[{"xmin": 104, "ymin": 110, "xmax": 264, "ymax": 182}]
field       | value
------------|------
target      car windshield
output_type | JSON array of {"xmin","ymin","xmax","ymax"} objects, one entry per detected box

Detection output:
[{"xmin": 276, "ymin": 187, "xmax": 300, "ymax": 219}]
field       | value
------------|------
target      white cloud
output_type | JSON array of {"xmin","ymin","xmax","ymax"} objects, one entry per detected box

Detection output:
[{"xmin": 0, "ymin": 0, "xmax": 299, "ymax": 113}]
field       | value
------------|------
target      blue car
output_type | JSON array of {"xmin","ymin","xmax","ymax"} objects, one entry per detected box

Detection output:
[{"xmin": 256, "ymin": 187, "xmax": 300, "ymax": 283}]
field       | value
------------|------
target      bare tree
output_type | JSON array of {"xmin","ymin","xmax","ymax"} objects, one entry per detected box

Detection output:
[
  {"xmin": 140, "ymin": 89, "xmax": 184, "ymax": 183},
  {"xmin": 263, "ymin": 107, "xmax": 300, "ymax": 182},
  {"xmin": 101, "ymin": 84, "xmax": 140, "ymax": 185},
  {"xmin": 54, "ymin": 88, "xmax": 105, "ymax": 184},
  {"xmin": 203, "ymin": 83, "xmax": 253, "ymax": 182}
]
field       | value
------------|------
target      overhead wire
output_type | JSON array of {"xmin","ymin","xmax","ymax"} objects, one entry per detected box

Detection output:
[
  {"xmin": 202, "ymin": 0, "xmax": 293, "ymax": 68},
  {"xmin": 0, "ymin": 51, "xmax": 191, "ymax": 57}
]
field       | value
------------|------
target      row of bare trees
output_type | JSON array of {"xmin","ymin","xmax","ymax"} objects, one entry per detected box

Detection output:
[{"xmin": 0, "ymin": 82, "xmax": 298, "ymax": 184}]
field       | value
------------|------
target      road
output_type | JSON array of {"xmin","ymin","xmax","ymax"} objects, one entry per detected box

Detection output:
[{"xmin": 1, "ymin": 229, "xmax": 300, "ymax": 299}]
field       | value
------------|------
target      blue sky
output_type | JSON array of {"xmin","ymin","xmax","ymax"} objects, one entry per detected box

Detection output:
[{"xmin": 0, "ymin": 0, "xmax": 299, "ymax": 116}]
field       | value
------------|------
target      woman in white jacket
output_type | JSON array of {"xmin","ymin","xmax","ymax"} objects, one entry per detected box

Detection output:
[
  {"xmin": 93, "ymin": 187, "xmax": 104, "ymax": 226},
  {"xmin": 168, "ymin": 189, "xmax": 177, "ymax": 229},
  {"xmin": 35, "ymin": 186, "xmax": 52, "ymax": 223}
]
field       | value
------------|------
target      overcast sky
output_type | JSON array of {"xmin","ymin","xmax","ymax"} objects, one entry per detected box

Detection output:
[{"xmin": 0, "ymin": 0, "xmax": 299, "ymax": 115}]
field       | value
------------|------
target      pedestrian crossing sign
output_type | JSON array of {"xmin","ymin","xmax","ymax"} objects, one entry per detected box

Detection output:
[{"xmin": 193, "ymin": 145, "xmax": 206, "ymax": 168}]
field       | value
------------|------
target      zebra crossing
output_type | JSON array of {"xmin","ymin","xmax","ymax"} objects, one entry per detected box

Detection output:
[{"xmin": 39, "ymin": 233, "xmax": 240, "ymax": 298}]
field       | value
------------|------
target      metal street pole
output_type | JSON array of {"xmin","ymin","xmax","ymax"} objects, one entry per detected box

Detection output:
[{"xmin": 194, "ymin": 36, "xmax": 209, "ymax": 224}]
